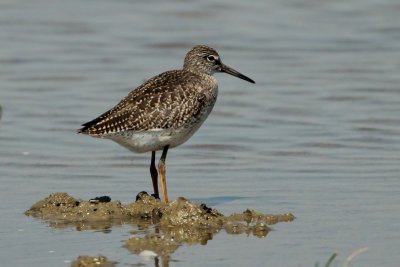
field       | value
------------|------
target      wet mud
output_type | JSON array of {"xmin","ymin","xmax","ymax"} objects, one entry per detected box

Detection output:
[
  {"xmin": 70, "ymin": 255, "xmax": 117, "ymax": 267},
  {"xmin": 26, "ymin": 192, "xmax": 294, "ymax": 266}
]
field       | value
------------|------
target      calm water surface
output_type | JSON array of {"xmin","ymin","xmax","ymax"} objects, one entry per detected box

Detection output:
[{"xmin": 1, "ymin": 0, "xmax": 400, "ymax": 266}]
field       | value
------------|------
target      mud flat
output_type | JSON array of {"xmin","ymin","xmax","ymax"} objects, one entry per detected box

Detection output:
[{"xmin": 26, "ymin": 192, "xmax": 295, "ymax": 265}]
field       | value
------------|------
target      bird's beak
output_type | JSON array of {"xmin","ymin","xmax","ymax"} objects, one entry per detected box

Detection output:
[{"xmin": 220, "ymin": 63, "xmax": 255, "ymax": 84}]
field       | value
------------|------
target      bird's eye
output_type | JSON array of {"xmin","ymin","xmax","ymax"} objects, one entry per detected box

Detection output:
[{"xmin": 206, "ymin": 55, "xmax": 216, "ymax": 62}]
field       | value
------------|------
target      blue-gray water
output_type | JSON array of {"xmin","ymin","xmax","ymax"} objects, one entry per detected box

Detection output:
[{"xmin": 1, "ymin": 0, "xmax": 400, "ymax": 266}]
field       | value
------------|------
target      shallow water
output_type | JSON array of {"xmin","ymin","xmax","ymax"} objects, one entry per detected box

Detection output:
[{"xmin": 1, "ymin": 0, "xmax": 400, "ymax": 266}]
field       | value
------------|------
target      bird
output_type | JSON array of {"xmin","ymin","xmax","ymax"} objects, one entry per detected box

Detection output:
[{"xmin": 77, "ymin": 45, "xmax": 255, "ymax": 204}]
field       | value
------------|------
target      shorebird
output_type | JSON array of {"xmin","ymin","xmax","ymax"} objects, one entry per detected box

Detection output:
[{"xmin": 77, "ymin": 45, "xmax": 255, "ymax": 204}]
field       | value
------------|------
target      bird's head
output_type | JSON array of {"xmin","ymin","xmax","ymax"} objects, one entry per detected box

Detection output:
[{"xmin": 183, "ymin": 45, "xmax": 255, "ymax": 84}]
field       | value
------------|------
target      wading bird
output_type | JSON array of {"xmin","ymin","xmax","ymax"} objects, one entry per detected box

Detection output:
[{"xmin": 78, "ymin": 45, "xmax": 255, "ymax": 204}]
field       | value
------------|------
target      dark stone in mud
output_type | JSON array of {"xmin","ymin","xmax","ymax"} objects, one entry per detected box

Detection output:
[
  {"xmin": 89, "ymin": 196, "xmax": 111, "ymax": 203},
  {"xmin": 70, "ymin": 255, "xmax": 117, "ymax": 267}
]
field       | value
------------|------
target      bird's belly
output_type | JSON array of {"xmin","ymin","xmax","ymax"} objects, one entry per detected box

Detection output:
[{"xmin": 104, "ymin": 120, "xmax": 205, "ymax": 153}]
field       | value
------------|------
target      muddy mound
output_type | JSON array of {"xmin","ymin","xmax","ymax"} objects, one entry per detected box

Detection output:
[
  {"xmin": 25, "ymin": 192, "xmax": 294, "ymax": 236},
  {"xmin": 25, "ymin": 192, "xmax": 294, "ymax": 233},
  {"xmin": 26, "ymin": 192, "xmax": 294, "ymax": 228},
  {"xmin": 70, "ymin": 255, "xmax": 116, "ymax": 267},
  {"xmin": 25, "ymin": 192, "xmax": 162, "ymax": 221},
  {"xmin": 25, "ymin": 192, "xmax": 163, "ymax": 229}
]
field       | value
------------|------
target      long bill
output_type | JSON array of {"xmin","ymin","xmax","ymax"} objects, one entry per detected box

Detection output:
[{"xmin": 220, "ymin": 63, "xmax": 255, "ymax": 84}]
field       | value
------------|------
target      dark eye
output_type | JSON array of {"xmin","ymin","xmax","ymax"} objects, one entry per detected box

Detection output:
[{"xmin": 206, "ymin": 55, "xmax": 216, "ymax": 62}]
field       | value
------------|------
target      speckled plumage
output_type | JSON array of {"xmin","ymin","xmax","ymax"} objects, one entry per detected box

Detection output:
[
  {"xmin": 77, "ymin": 45, "xmax": 255, "ymax": 203},
  {"xmin": 79, "ymin": 70, "xmax": 216, "ymax": 136}
]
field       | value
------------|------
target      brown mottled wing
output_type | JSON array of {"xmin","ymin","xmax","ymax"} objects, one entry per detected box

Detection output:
[{"xmin": 78, "ymin": 70, "xmax": 207, "ymax": 135}]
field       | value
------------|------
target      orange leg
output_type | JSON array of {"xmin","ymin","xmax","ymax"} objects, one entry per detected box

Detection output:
[{"xmin": 159, "ymin": 145, "xmax": 169, "ymax": 204}]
